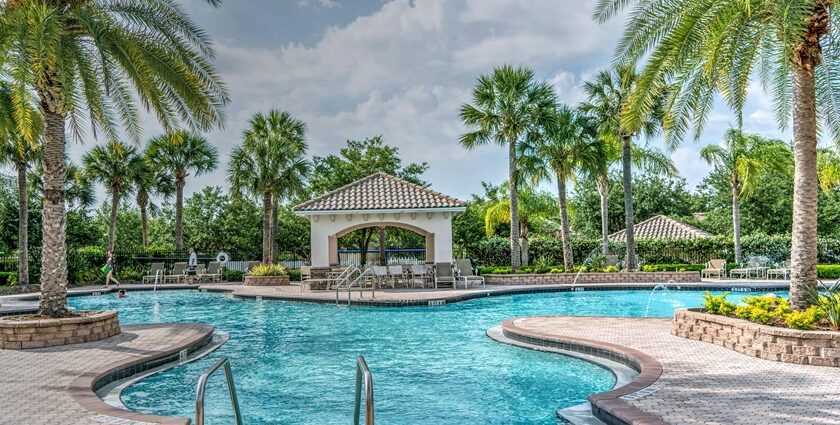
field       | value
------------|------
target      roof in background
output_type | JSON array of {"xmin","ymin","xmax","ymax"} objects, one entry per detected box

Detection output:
[{"xmin": 608, "ymin": 215, "xmax": 713, "ymax": 241}]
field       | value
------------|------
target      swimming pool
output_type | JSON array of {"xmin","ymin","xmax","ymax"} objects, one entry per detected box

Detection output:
[{"xmin": 69, "ymin": 289, "xmax": 768, "ymax": 424}]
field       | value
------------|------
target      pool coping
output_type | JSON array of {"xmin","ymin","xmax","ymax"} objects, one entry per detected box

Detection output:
[
  {"xmin": 67, "ymin": 323, "xmax": 215, "ymax": 425},
  {"xmin": 500, "ymin": 317, "xmax": 668, "ymax": 425}
]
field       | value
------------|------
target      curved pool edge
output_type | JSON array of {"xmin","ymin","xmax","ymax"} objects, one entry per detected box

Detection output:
[
  {"xmin": 499, "ymin": 317, "xmax": 668, "ymax": 425},
  {"xmin": 68, "ymin": 323, "xmax": 215, "ymax": 425}
]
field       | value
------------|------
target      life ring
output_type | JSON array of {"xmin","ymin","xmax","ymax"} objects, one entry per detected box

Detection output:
[{"xmin": 216, "ymin": 251, "xmax": 229, "ymax": 265}]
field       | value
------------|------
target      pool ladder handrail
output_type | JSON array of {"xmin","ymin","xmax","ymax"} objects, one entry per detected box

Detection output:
[
  {"xmin": 353, "ymin": 356, "xmax": 374, "ymax": 425},
  {"xmin": 195, "ymin": 357, "xmax": 243, "ymax": 425}
]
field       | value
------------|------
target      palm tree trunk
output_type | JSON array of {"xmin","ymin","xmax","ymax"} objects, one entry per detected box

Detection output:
[
  {"xmin": 732, "ymin": 179, "xmax": 742, "ymax": 264},
  {"xmin": 520, "ymin": 227, "xmax": 529, "ymax": 267},
  {"xmin": 508, "ymin": 140, "xmax": 521, "ymax": 268},
  {"xmin": 261, "ymin": 190, "xmax": 272, "ymax": 263},
  {"xmin": 378, "ymin": 226, "xmax": 386, "ymax": 265},
  {"xmin": 16, "ymin": 162, "xmax": 28, "ymax": 286},
  {"xmin": 38, "ymin": 108, "xmax": 70, "ymax": 317},
  {"xmin": 621, "ymin": 134, "xmax": 637, "ymax": 270},
  {"xmin": 137, "ymin": 190, "xmax": 149, "ymax": 248},
  {"xmin": 597, "ymin": 173, "xmax": 610, "ymax": 257},
  {"xmin": 175, "ymin": 176, "xmax": 185, "ymax": 251},
  {"xmin": 107, "ymin": 190, "xmax": 119, "ymax": 250},
  {"xmin": 557, "ymin": 174, "xmax": 574, "ymax": 270},
  {"xmin": 789, "ymin": 58, "xmax": 821, "ymax": 309},
  {"xmin": 271, "ymin": 198, "xmax": 278, "ymax": 263}
]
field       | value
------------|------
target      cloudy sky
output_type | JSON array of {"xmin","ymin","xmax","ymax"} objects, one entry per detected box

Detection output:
[{"xmin": 69, "ymin": 0, "xmax": 791, "ymax": 203}]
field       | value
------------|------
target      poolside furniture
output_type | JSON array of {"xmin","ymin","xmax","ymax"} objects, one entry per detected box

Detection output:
[
  {"xmin": 702, "ymin": 259, "xmax": 726, "ymax": 279},
  {"xmin": 767, "ymin": 260, "xmax": 791, "ymax": 280},
  {"xmin": 433, "ymin": 262, "xmax": 456, "ymax": 289},
  {"xmin": 164, "ymin": 262, "xmax": 187, "ymax": 284},
  {"xmin": 372, "ymin": 266, "xmax": 391, "ymax": 289},
  {"xmin": 387, "ymin": 265, "xmax": 405, "ymax": 287},
  {"xmin": 142, "ymin": 262, "xmax": 165, "ymax": 284},
  {"xmin": 199, "ymin": 262, "xmax": 222, "ymax": 282},
  {"xmin": 454, "ymin": 259, "xmax": 484, "ymax": 289},
  {"xmin": 409, "ymin": 264, "xmax": 429, "ymax": 288},
  {"xmin": 729, "ymin": 265, "xmax": 751, "ymax": 279}
]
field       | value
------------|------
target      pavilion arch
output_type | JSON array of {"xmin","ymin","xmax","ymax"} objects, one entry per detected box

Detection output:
[{"xmin": 293, "ymin": 172, "xmax": 465, "ymax": 269}]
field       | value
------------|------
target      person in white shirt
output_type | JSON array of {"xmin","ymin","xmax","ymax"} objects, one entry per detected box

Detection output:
[{"xmin": 188, "ymin": 247, "xmax": 198, "ymax": 274}]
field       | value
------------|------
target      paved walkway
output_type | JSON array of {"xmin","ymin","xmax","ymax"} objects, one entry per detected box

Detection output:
[
  {"xmin": 505, "ymin": 316, "xmax": 840, "ymax": 425},
  {"xmin": 0, "ymin": 323, "xmax": 213, "ymax": 425}
]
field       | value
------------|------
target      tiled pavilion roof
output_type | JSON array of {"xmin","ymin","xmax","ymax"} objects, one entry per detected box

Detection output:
[
  {"xmin": 608, "ymin": 215, "xmax": 713, "ymax": 241},
  {"xmin": 293, "ymin": 172, "xmax": 465, "ymax": 212}
]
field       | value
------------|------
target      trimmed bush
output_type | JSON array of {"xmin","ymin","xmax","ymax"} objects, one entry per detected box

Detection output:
[
  {"xmin": 818, "ymin": 264, "xmax": 840, "ymax": 279},
  {"xmin": 642, "ymin": 264, "xmax": 704, "ymax": 272},
  {"xmin": 248, "ymin": 263, "xmax": 288, "ymax": 276}
]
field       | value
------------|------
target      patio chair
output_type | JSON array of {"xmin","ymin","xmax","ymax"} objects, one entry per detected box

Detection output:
[
  {"xmin": 767, "ymin": 260, "xmax": 791, "ymax": 280},
  {"xmin": 298, "ymin": 266, "xmax": 339, "ymax": 292},
  {"xmin": 372, "ymin": 266, "xmax": 391, "ymax": 289},
  {"xmin": 433, "ymin": 262, "xmax": 456, "ymax": 289},
  {"xmin": 702, "ymin": 259, "xmax": 726, "ymax": 279},
  {"xmin": 142, "ymin": 262, "xmax": 165, "ymax": 284},
  {"xmin": 454, "ymin": 259, "xmax": 485, "ymax": 289},
  {"xmin": 729, "ymin": 264, "xmax": 751, "ymax": 279},
  {"xmin": 410, "ymin": 264, "xmax": 429, "ymax": 288},
  {"xmin": 387, "ymin": 265, "xmax": 405, "ymax": 287},
  {"xmin": 199, "ymin": 262, "xmax": 222, "ymax": 282},
  {"xmin": 164, "ymin": 262, "xmax": 187, "ymax": 284}
]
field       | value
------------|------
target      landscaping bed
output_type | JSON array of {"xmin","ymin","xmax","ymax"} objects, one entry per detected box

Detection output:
[{"xmin": 0, "ymin": 310, "xmax": 120, "ymax": 349}]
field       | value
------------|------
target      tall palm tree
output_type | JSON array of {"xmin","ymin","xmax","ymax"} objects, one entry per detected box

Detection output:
[
  {"xmin": 701, "ymin": 130, "xmax": 791, "ymax": 264},
  {"xmin": 595, "ymin": 0, "xmax": 840, "ymax": 308},
  {"xmin": 484, "ymin": 186, "xmax": 555, "ymax": 266},
  {"xmin": 30, "ymin": 162, "xmax": 95, "ymax": 211},
  {"xmin": 133, "ymin": 155, "xmax": 175, "ymax": 248},
  {"xmin": 520, "ymin": 104, "xmax": 599, "ymax": 269},
  {"xmin": 0, "ymin": 0, "xmax": 228, "ymax": 316},
  {"xmin": 579, "ymin": 66, "xmax": 662, "ymax": 270},
  {"xmin": 228, "ymin": 110, "xmax": 310, "ymax": 263},
  {"xmin": 578, "ymin": 136, "xmax": 677, "ymax": 256},
  {"xmin": 147, "ymin": 131, "xmax": 219, "ymax": 251},
  {"xmin": 460, "ymin": 65, "xmax": 556, "ymax": 268},
  {"xmin": 82, "ymin": 141, "xmax": 146, "ymax": 250},
  {"xmin": 0, "ymin": 82, "xmax": 42, "ymax": 286}
]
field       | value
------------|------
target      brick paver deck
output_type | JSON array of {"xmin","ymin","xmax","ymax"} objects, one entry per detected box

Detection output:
[
  {"xmin": 505, "ymin": 316, "xmax": 840, "ymax": 425},
  {"xmin": 0, "ymin": 323, "xmax": 213, "ymax": 425}
]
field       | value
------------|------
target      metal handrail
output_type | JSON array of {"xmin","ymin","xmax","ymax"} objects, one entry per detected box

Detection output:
[
  {"xmin": 353, "ymin": 356, "xmax": 374, "ymax": 425},
  {"xmin": 195, "ymin": 357, "xmax": 243, "ymax": 425},
  {"xmin": 334, "ymin": 266, "xmax": 360, "ymax": 303},
  {"xmin": 348, "ymin": 268, "xmax": 374, "ymax": 305}
]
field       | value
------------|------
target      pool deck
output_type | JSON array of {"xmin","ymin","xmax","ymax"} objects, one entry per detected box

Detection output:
[
  {"xmin": 0, "ymin": 322, "xmax": 214, "ymax": 425},
  {"xmin": 501, "ymin": 316, "xmax": 840, "ymax": 425}
]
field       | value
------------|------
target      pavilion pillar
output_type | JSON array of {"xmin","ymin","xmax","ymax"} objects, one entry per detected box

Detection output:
[
  {"xmin": 328, "ymin": 235, "xmax": 338, "ymax": 266},
  {"xmin": 425, "ymin": 233, "xmax": 435, "ymax": 264}
]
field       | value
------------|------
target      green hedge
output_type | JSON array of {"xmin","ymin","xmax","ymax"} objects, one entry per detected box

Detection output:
[
  {"xmin": 818, "ymin": 265, "xmax": 840, "ymax": 279},
  {"xmin": 641, "ymin": 264, "xmax": 704, "ymax": 272},
  {"xmin": 0, "ymin": 271, "xmax": 18, "ymax": 285}
]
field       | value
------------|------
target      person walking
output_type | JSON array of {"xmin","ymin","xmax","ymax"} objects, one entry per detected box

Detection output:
[{"xmin": 104, "ymin": 249, "xmax": 121, "ymax": 289}]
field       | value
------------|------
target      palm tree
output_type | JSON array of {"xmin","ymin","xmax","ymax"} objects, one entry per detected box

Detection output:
[
  {"xmin": 460, "ymin": 65, "xmax": 556, "ymax": 268},
  {"xmin": 0, "ymin": 82, "xmax": 42, "ymax": 286},
  {"xmin": 595, "ymin": 0, "xmax": 840, "ymax": 308},
  {"xmin": 520, "ymin": 104, "xmax": 599, "ymax": 269},
  {"xmin": 484, "ymin": 186, "xmax": 555, "ymax": 266},
  {"xmin": 579, "ymin": 66, "xmax": 662, "ymax": 270},
  {"xmin": 0, "ymin": 0, "xmax": 228, "ymax": 316},
  {"xmin": 29, "ymin": 162, "xmax": 96, "ymax": 211},
  {"xmin": 147, "ymin": 131, "xmax": 219, "ymax": 251},
  {"xmin": 578, "ymin": 136, "xmax": 677, "ymax": 257},
  {"xmin": 83, "ymin": 141, "xmax": 146, "ymax": 250},
  {"xmin": 133, "ymin": 156, "xmax": 175, "ymax": 248},
  {"xmin": 700, "ymin": 130, "xmax": 791, "ymax": 264},
  {"xmin": 228, "ymin": 110, "xmax": 310, "ymax": 263}
]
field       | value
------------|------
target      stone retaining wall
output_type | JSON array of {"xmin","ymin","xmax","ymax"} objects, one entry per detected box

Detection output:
[
  {"xmin": 244, "ymin": 275, "xmax": 290, "ymax": 286},
  {"xmin": 0, "ymin": 310, "xmax": 120, "ymax": 349},
  {"xmin": 484, "ymin": 271, "xmax": 700, "ymax": 285},
  {"xmin": 673, "ymin": 308, "xmax": 840, "ymax": 367}
]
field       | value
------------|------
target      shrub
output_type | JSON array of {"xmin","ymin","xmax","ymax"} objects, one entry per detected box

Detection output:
[
  {"xmin": 0, "ymin": 271, "xmax": 18, "ymax": 286},
  {"xmin": 248, "ymin": 263, "xmax": 288, "ymax": 276},
  {"xmin": 605, "ymin": 265, "xmax": 619, "ymax": 273},
  {"xmin": 702, "ymin": 291, "xmax": 736, "ymax": 315},
  {"xmin": 642, "ymin": 264, "xmax": 704, "ymax": 272},
  {"xmin": 222, "ymin": 269, "xmax": 244, "ymax": 282},
  {"xmin": 117, "ymin": 265, "xmax": 144, "ymax": 282},
  {"xmin": 784, "ymin": 306, "xmax": 824, "ymax": 330},
  {"xmin": 817, "ymin": 265, "xmax": 840, "ymax": 279},
  {"xmin": 807, "ymin": 283, "xmax": 840, "ymax": 330},
  {"xmin": 288, "ymin": 269, "xmax": 302, "ymax": 282}
]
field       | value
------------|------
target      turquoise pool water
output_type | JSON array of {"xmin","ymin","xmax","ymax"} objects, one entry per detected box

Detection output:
[{"xmin": 69, "ymin": 289, "xmax": 769, "ymax": 424}]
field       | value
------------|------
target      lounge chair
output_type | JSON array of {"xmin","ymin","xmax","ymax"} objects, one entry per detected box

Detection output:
[
  {"xmin": 454, "ymin": 259, "xmax": 485, "ymax": 289},
  {"xmin": 702, "ymin": 259, "xmax": 726, "ymax": 279},
  {"xmin": 199, "ymin": 262, "xmax": 222, "ymax": 282},
  {"xmin": 372, "ymin": 266, "xmax": 391, "ymax": 289},
  {"xmin": 409, "ymin": 264, "xmax": 429, "ymax": 288},
  {"xmin": 387, "ymin": 265, "xmax": 405, "ymax": 287},
  {"xmin": 729, "ymin": 265, "xmax": 751, "ymax": 279},
  {"xmin": 164, "ymin": 262, "xmax": 187, "ymax": 284},
  {"xmin": 142, "ymin": 262, "xmax": 165, "ymax": 284},
  {"xmin": 298, "ymin": 266, "xmax": 339, "ymax": 292},
  {"xmin": 433, "ymin": 262, "xmax": 456, "ymax": 289},
  {"xmin": 767, "ymin": 260, "xmax": 791, "ymax": 280}
]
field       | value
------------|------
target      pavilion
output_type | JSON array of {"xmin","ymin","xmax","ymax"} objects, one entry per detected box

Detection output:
[{"xmin": 293, "ymin": 172, "xmax": 466, "ymax": 268}]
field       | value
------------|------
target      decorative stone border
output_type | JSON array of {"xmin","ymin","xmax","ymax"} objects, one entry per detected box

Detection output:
[
  {"xmin": 673, "ymin": 308, "xmax": 840, "ymax": 367},
  {"xmin": 501, "ymin": 317, "xmax": 667, "ymax": 425},
  {"xmin": 244, "ymin": 275, "xmax": 290, "ymax": 286},
  {"xmin": 0, "ymin": 310, "xmax": 119, "ymax": 349},
  {"xmin": 69, "ymin": 323, "xmax": 214, "ymax": 425},
  {"xmin": 484, "ymin": 271, "xmax": 700, "ymax": 285}
]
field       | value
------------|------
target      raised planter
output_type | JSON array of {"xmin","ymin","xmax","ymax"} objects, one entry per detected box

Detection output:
[
  {"xmin": 673, "ymin": 308, "xmax": 840, "ymax": 366},
  {"xmin": 0, "ymin": 310, "xmax": 120, "ymax": 350},
  {"xmin": 244, "ymin": 275, "xmax": 290, "ymax": 286},
  {"xmin": 484, "ymin": 271, "xmax": 700, "ymax": 285}
]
